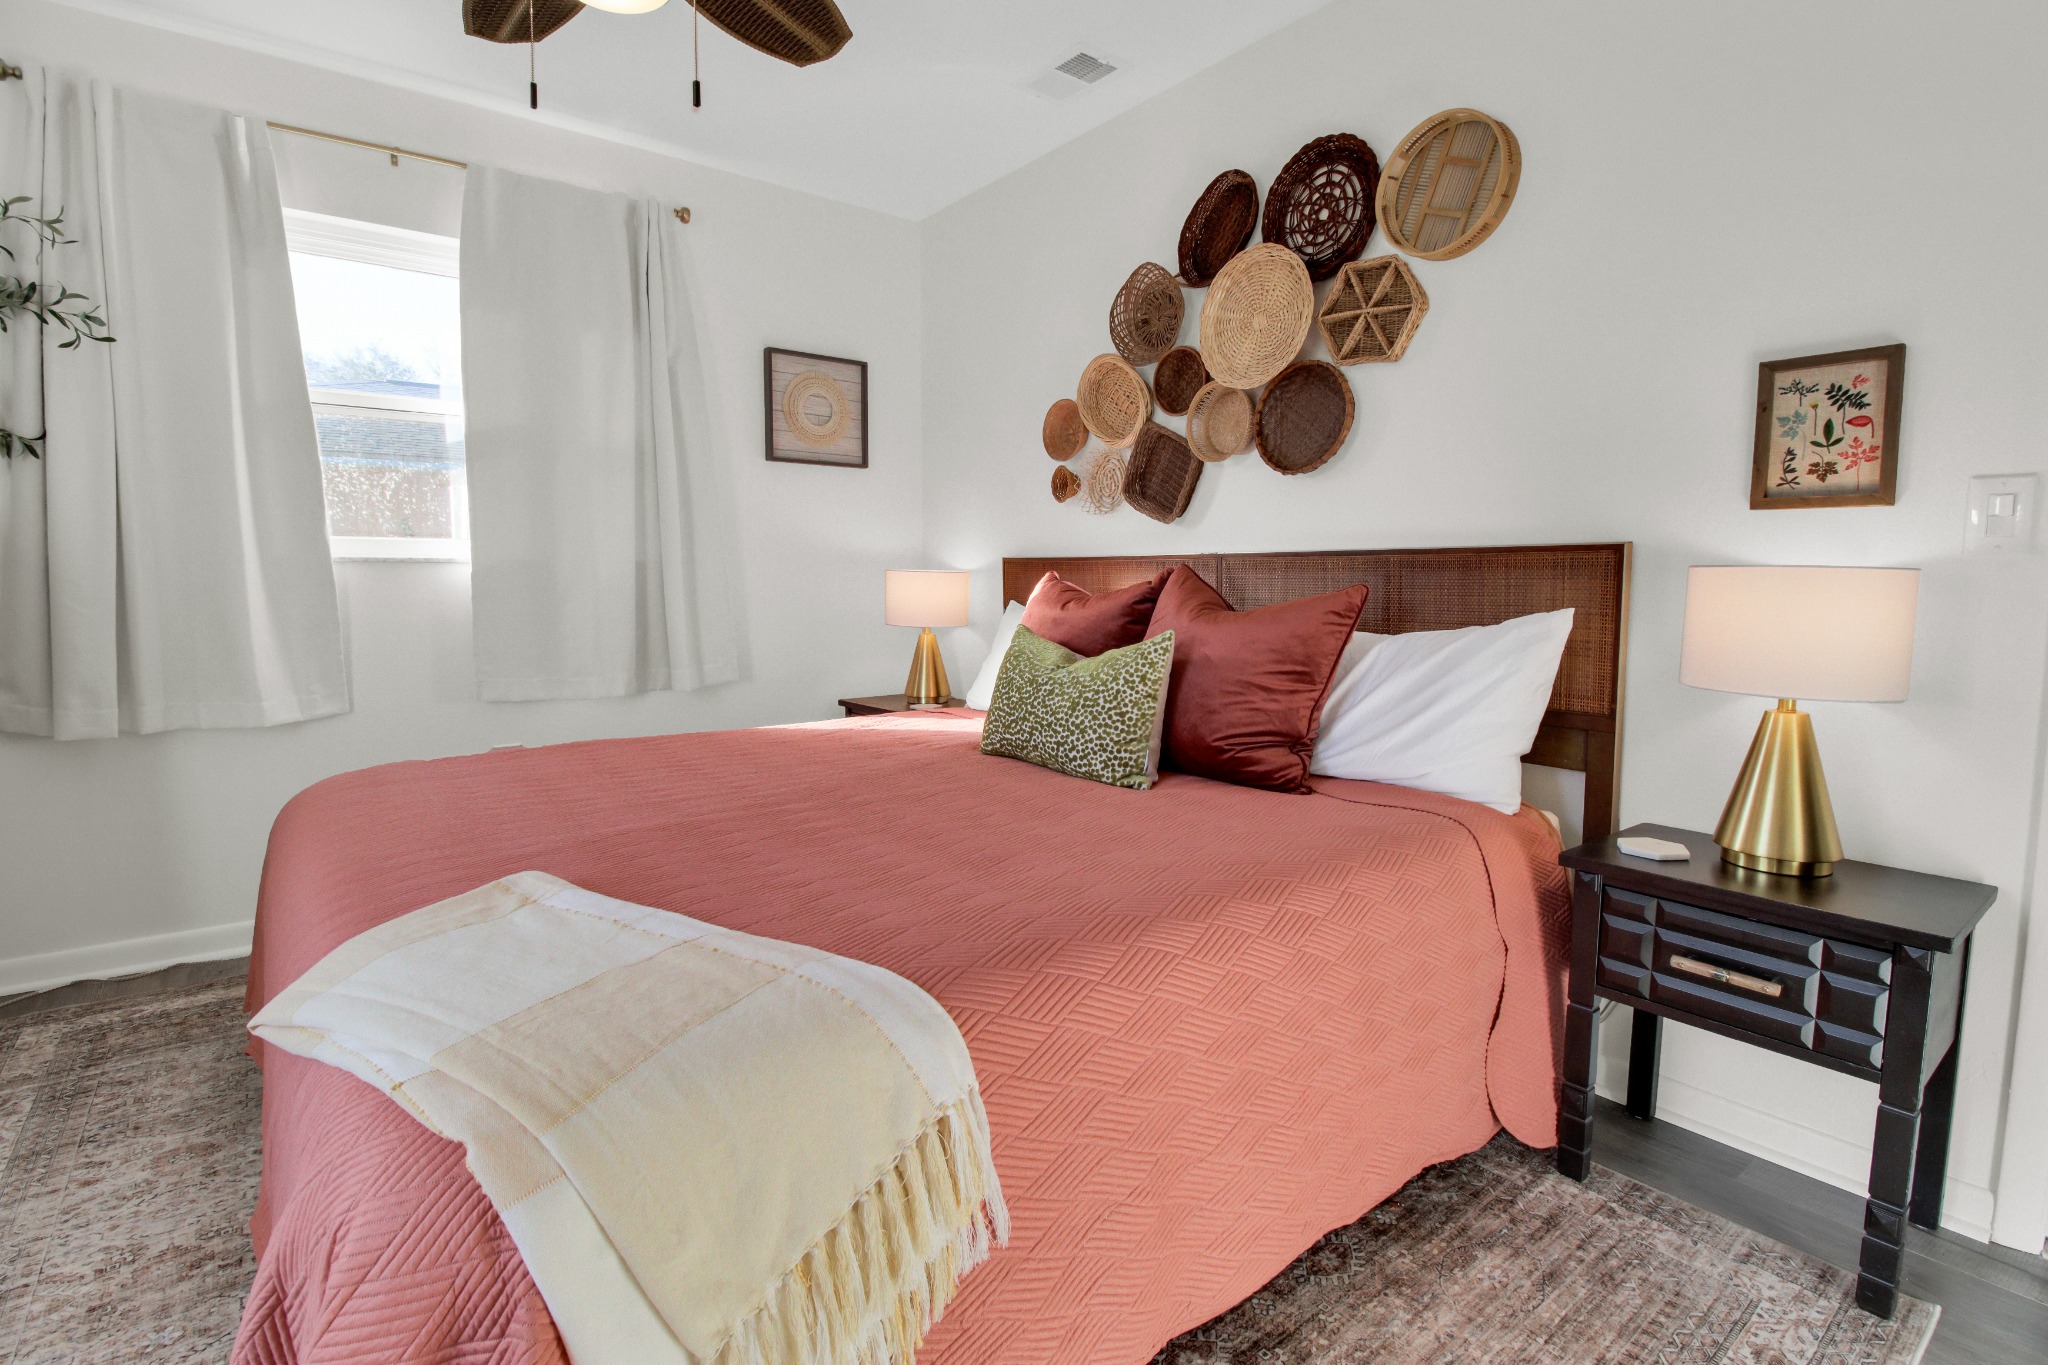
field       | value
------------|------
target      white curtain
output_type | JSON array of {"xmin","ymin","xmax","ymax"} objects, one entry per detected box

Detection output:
[
  {"xmin": 0, "ymin": 68, "xmax": 345, "ymax": 739},
  {"xmin": 461, "ymin": 165, "xmax": 741, "ymax": 701}
]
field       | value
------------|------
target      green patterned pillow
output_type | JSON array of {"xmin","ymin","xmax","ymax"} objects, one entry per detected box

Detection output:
[{"xmin": 979, "ymin": 625, "xmax": 1175, "ymax": 789}]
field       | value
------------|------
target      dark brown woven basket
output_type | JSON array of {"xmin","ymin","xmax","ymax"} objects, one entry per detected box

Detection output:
[
  {"xmin": 1123, "ymin": 423, "xmax": 1203, "ymax": 523},
  {"xmin": 1153, "ymin": 347, "xmax": 1209, "ymax": 416},
  {"xmin": 1263, "ymin": 134, "xmax": 1381, "ymax": 281},
  {"xmin": 1042, "ymin": 398, "xmax": 1088, "ymax": 460},
  {"xmin": 1255, "ymin": 361, "xmax": 1355, "ymax": 475},
  {"xmin": 1109, "ymin": 263, "xmax": 1184, "ymax": 366},
  {"xmin": 1052, "ymin": 465, "xmax": 1081, "ymax": 503},
  {"xmin": 1177, "ymin": 170, "xmax": 1260, "ymax": 288}
]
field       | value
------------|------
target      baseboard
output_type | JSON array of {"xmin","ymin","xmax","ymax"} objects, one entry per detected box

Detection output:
[
  {"xmin": 0, "ymin": 921, "xmax": 254, "ymax": 998},
  {"xmin": 1595, "ymin": 1071, "xmax": 1998, "ymax": 1243}
]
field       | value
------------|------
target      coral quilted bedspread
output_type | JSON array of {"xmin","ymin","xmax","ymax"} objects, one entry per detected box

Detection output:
[{"xmin": 234, "ymin": 711, "xmax": 1569, "ymax": 1365}]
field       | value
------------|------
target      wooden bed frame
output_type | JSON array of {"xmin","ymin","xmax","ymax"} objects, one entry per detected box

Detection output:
[{"xmin": 1002, "ymin": 544, "xmax": 1632, "ymax": 841}]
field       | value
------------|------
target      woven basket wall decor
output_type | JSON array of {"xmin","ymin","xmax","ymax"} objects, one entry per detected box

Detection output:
[
  {"xmin": 1199, "ymin": 243, "xmax": 1315, "ymax": 390},
  {"xmin": 1176, "ymin": 170, "xmax": 1260, "ymax": 288},
  {"xmin": 1255, "ymin": 361, "xmax": 1355, "ymax": 475},
  {"xmin": 1042, "ymin": 398, "xmax": 1089, "ymax": 460},
  {"xmin": 1185, "ymin": 382, "xmax": 1255, "ymax": 462},
  {"xmin": 1262, "ymin": 134, "xmax": 1381, "ymax": 281},
  {"xmin": 1051, "ymin": 464, "xmax": 1081, "ymax": 503},
  {"xmin": 1377, "ymin": 108, "xmax": 1522, "ymax": 260},
  {"xmin": 1075, "ymin": 353, "xmax": 1152, "ymax": 448},
  {"xmin": 1152, "ymin": 347, "xmax": 1209, "ymax": 416},
  {"xmin": 1316, "ymin": 255, "xmax": 1429, "ymax": 365},
  {"xmin": 1081, "ymin": 448, "xmax": 1127, "ymax": 514},
  {"xmin": 1123, "ymin": 423, "xmax": 1203, "ymax": 524},
  {"xmin": 1109, "ymin": 263, "xmax": 1185, "ymax": 366}
]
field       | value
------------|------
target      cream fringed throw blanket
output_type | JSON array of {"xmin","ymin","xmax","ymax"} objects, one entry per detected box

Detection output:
[{"xmin": 249, "ymin": 872, "xmax": 1008, "ymax": 1365}]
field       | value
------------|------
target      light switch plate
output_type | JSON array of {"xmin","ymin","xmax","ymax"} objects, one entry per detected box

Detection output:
[{"xmin": 1967, "ymin": 474, "xmax": 2039, "ymax": 555}]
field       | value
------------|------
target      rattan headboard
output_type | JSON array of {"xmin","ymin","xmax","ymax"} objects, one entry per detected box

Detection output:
[{"xmin": 1002, "ymin": 544, "xmax": 1632, "ymax": 840}]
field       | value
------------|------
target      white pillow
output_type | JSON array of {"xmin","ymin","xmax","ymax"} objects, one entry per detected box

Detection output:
[
  {"xmin": 1308, "ymin": 608, "xmax": 1575, "ymax": 813},
  {"xmin": 963, "ymin": 600, "xmax": 1027, "ymax": 710}
]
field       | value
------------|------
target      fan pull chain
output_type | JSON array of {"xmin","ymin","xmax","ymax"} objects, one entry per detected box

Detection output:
[
  {"xmin": 528, "ymin": 0, "xmax": 539, "ymax": 109},
  {"xmin": 692, "ymin": 0, "xmax": 702, "ymax": 108}
]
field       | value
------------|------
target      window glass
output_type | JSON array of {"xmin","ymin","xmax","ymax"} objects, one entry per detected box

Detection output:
[{"xmin": 287, "ymin": 244, "xmax": 466, "ymax": 554}]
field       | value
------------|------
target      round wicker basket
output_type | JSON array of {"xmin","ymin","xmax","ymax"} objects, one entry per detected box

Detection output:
[
  {"xmin": 1177, "ymin": 169, "xmax": 1260, "ymax": 288},
  {"xmin": 1263, "ymin": 133, "xmax": 1381, "ymax": 281},
  {"xmin": 1109, "ymin": 262, "xmax": 1184, "ymax": 366},
  {"xmin": 1255, "ymin": 361, "xmax": 1354, "ymax": 475},
  {"xmin": 1185, "ymin": 382, "xmax": 1254, "ymax": 462},
  {"xmin": 1051, "ymin": 464, "xmax": 1081, "ymax": 503},
  {"xmin": 1316, "ymin": 255, "xmax": 1429, "ymax": 365},
  {"xmin": 1081, "ymin": 447, "xmax": 1127, "ymax": 515},
  {"xmin": 1152, "ymin": 347, "xmax": 1209, "ymax": 417},
  {"xmin": 1376, "ymin": 108, "xmax": 1522, "ymax": 261},
  {"xmin": 1042, "ymin": 397, "xmax": 1089, "ymax": 460},
  {"xmin": 1124, "ymin": 423, "xmax": 1203, "ymax": 524},
  {"xmin": 1075, "ymin": 353, "xmax": 1152, "ymax": 449},
  {"xmin": 1199, "ymin": 243, "xmax": 1314, "ymax": 390}
]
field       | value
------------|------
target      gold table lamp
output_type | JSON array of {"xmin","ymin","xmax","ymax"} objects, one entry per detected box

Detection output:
[
  {"xmin": 1680, "ymin": 565, "xmax": 1919, "ymax": 877},
  {"xmin": 885, "ymin": 570, "xmax": 971, "ymax": 705}
]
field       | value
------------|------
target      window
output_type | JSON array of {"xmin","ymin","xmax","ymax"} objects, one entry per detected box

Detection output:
[{"xmin": 285, "ymin": 210, "xmax": 466, "ymax": 560}]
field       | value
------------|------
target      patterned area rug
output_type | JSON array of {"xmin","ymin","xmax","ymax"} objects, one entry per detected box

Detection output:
[{"xmin": 0, "ymin": 983, "xmax": 1936, "ymax": 1365}]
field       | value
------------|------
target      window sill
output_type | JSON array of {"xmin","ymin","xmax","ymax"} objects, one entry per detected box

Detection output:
[{"xmin": 331, "ymin": 536, "xmax": 470, "ymax": 563}]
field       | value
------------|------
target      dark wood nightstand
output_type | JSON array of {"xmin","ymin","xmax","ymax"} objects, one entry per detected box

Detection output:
[
  {"xmin": 837, "ymin": 694, "xmax": 962, "ymax": 718},
  {"xmin": 1557, "ymin": 823, "xmax": 1995, "ymax": 1320}
]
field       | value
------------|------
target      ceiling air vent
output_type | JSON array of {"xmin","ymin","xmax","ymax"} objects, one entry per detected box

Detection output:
[{"xmin": 1025, "ymin": 50, "xmax": 1124, "ymax": 101}]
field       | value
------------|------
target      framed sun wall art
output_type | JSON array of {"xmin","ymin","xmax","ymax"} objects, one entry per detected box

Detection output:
[
  {"xmin": 765, "ymin": 347, "xmax": 868, "ymax": 468},
  {"xmin": 1750, "ymin": 343, "xmax": 1904, "ymax": 509}
]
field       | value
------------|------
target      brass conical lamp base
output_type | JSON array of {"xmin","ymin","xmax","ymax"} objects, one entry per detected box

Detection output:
[
  {"xmin": 1714, "ymin": 699, "xmax": 1843, "ymax": 877},
  {"xmin": 902, "ymin": 627, "xmax": 952, "ymax": 706}
]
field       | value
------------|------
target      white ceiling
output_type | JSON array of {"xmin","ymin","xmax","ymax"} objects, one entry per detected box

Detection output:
[{"xmin": 55, "ymin": 0, "xmax": 1334, "ymax": 219}]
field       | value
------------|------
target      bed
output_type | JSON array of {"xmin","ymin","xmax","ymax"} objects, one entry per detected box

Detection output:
[{"xmin": 233, "ymin": 542, "xmax": 1630, "ymax": 1365}]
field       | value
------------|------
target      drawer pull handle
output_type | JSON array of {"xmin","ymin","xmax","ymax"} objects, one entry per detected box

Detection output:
[{"xmin": 1669, "ymin": 954, "xmax": 1784, "ymax": 998}]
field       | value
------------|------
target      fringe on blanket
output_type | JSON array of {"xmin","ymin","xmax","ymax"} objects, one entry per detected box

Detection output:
[{"xmin": 709, "ymin": 1090, "xmax": 1010, "ymax": 1365}]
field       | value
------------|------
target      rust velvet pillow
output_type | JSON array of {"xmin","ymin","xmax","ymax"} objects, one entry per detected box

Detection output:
[
  {"xmin": 1020, "ymin": 569, "xmax": 1173, "ymax": 657},
  {"xmin": 1144, "ymin": 565, "xmax": 1368, "ymax": 792}
]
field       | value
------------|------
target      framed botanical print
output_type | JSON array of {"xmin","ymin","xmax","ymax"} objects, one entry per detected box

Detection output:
[
  {"xmin": 764, "ymin": 347, "xmax": 867, "ymax": 468},
  {"xmin": 1750, "ymin": 343, "xmax": 1904, "ymax": 509}
]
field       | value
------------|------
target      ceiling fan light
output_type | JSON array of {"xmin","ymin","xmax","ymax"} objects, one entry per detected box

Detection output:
[{"xmin": 580, "ymin": 0, "xmax": 671, "ymax": 11}]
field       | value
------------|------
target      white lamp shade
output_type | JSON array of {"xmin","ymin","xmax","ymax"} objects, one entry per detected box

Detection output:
[
  {"xmin": 885, "ymin": 570, "xmax": 971, "ymax": 629},
  {"xmin": 580, "ymin": 0, "xmax": 670, "ymax": 11},
  {"xmin": 1681, "ymin": 566, "xmax": 1919, "ymax": 702}
]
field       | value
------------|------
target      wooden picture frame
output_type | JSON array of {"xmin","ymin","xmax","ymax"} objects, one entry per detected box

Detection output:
[
  {"xmin": 764, "ymin": 347, "xmax": 868, "ymax": 468},
  {"xmin": 1751, "ymin": 343, "xmax": 1904, "ymax": 509}
]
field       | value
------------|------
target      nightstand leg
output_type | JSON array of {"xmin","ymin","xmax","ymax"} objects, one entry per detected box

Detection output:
[
  {"xmin": 1558, "ymin": 872, "xmax": 1603, "ymax": 1182},
  {"xmin": 1858, "ymin": 946, "xmax": 1934, "ymax": 1320},
  {"xmin": 1626, "ymin": 1009, "xmax": 1661, "ymax": 1121}
]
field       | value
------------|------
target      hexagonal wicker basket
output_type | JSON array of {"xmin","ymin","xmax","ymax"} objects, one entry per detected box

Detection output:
[
  {"xmin": 1199, "ymin": 243, "xmax": 1315, "ymax": 391},
  {"xmin": 1123, "ymin": 423, "xmax": 1203, "ymax": 523},
  {"xmin": 1317, "ymin": 255, "xmax": 1429, "ymax": 365},
  {"xmin": 1051, "ymin": 464, "xmax": 1081, "ymax": 503},
  {"xmin": 1075, "ymin": 353, "xmax": 1152, "ymax": 449},
  {"xmin": 1262, "ymin": 133, "xmax": 1381, "ymax": 281},
  {"xmin": 1153, "ymin": 347, "xmax": 1209, "ymax": 417},
  {"xmin": 1185, "ymin": 382, "xmax": 1255, "ymax": 462},
  {"xmin": 1377, "ymin": 107, "xmax": 1522, "ymax": 261},
  {"xmin": 1255, "ymin": 361, "xmax": 1354, "ymax": 475},
  {"xmin": 1109, "ymin": 263, "xmax": 1184, "ymax": 366}
]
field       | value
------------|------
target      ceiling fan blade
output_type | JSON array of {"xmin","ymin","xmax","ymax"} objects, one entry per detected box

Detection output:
[
  {"xmin": 696, "ymin": 0, "xmax": 852, "ymax": 68},
  {"xmin": 464, "ymin": 0, "xmax": 585, "ymax": 44}
]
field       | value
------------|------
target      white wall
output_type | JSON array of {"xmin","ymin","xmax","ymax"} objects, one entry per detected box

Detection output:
[
  {"xmin": 0, "ymin": 0, "xmax": 926, "ymax": 991},
  {"xmin": 921, "ymin": 0, "xmax": 2048, "ymax": 1243}
]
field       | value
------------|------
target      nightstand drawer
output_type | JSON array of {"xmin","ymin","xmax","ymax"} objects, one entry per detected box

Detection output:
[{"xmin": 1596, "ymin": 886, "xmax": 1891, "ymax": 1071}]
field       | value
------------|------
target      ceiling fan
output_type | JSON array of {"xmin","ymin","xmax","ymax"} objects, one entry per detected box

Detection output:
[{"xmin": 464, "ymin": 0, "xmax": 851, "ymax": 108}]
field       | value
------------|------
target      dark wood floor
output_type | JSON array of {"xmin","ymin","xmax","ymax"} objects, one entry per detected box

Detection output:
[
  {"xmin": 5, "ymin": 966, "xmax": 2043, "ymax": 1360},
  {"xmin": 1593, "ymin": 1096, "xmax": 2048, "ymax": 1364}
]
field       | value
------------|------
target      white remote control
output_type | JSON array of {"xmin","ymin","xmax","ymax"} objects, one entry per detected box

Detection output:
[{"xmin": 1617, "ymin": 836, "xmax": 1691, "ymax": 862}]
